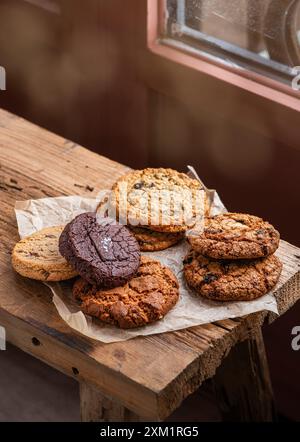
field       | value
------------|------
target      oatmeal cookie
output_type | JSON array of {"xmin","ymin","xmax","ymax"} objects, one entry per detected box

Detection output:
[
  {"xmin": 183, "ymin": 250, "xmax": 282, "ymax": 301},
  {"xmin": 109, "ymin": 168, "xmax": 206, "ymax": 233},
  {"xmin": 187, "ymin": 213, "xmax": 280, "ymax": 259}
]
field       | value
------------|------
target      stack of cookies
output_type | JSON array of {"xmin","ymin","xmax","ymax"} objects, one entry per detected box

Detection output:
[
  {"xmin": 97, "ymin": 168, "xmax": 208, "ymax": 251},
  {"xmin": 184, "ymin": 213, "xmax": 282, "ymax": 302},
  {"xmin": 57, "ymin": 212, "xmax": 179, "ymax": 328},
  {"xmin": 11, "ymin": 167, "xmax": 283, "ymax": 331},
  {"xmin": 12, "ymin": 212, "xmax": 180, "ymax": 329}
]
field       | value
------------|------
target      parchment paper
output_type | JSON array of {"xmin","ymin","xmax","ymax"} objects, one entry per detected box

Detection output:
[{"xmin": 14, "ymin": 169, "xmax": 278, "ymax": 343}]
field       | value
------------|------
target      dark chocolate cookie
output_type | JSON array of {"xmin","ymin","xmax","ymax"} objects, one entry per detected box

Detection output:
[
  {"xmin": 59, "ymin": 212, "xmax": 140, "ymax": 288},
  {"xmin": 73, "ymin": 256, "xmax": 179, "ymax": 328},
  {"xmin": 183, "ymin": 250, "xmax": 282, "ymax": 301},
  {"xmin": 187, "ymin": 213, "xmax": 280, "ymax": 259}
]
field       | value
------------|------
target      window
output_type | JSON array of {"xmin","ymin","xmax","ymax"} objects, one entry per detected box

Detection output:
[{"xmin": 164, "ymin": 0, "xmax": 300, "ymax": 86}]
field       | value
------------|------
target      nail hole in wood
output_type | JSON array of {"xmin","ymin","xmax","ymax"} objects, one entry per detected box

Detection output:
[
  {"xmin": 72, "ymin": 367, "xmax": 79, "ymax": 376},
  {"xmin": 32, "ymin": 337, "xmax": 40, "ymax": 346}
]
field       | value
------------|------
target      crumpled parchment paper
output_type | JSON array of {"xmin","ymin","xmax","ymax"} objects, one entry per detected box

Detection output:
[{"xmin": 14, "ymin": 168, "xmax": 278, "ymax": 343}]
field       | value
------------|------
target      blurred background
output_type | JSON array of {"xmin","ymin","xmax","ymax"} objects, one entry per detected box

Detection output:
[{"xmin": 0, "ymin": 0, "xmax": 299, "ymax": 421}]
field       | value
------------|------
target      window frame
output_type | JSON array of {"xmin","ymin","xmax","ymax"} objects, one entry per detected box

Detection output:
[{"xmin": 147, "ymin": 0, "xmax": 300, "ymax": 112}]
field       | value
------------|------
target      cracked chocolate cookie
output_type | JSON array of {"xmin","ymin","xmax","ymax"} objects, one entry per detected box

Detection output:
[
  {"xmin": 187, "ymin": 213, "xmax": 280, "ymax": 260},
  {"xmin": 73, "ymin": 256, "xmax": 179, "ymax": 328},
  {"xmin": 183, "ymin": 250, "xmax": 282, "ymax": 301},
  {"xmin": 12, "ymin": 226, "xmax": 78, "ymax": 281},
  {"xmin": 109, "ymin": 168, "xmax": 207, "ymax": 233},
  {"xmin": 59, "ymin": 212, "xmax": 140, "ymax": 289},
  {"xmin": 128, "ymin": 226, "xmax": 184, "ymax": 251}
]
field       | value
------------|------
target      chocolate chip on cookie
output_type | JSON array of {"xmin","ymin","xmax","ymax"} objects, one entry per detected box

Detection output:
[
  {"xmin": 183, "ymin": 249, "xmax": 282, "ymax": 301},
  {"xmin": 73, "ymin": 256, "xmax": 179, "ymax": 328},
  {"xmin": 12, "ymin": 226, "xmax": 78, "ymax": 281},
  {"xmin": 59, "ymin": 212, "xmax": 140, "ymax": 288},
  {"xmin": 187, "ymin": 213, "xmax": 280, "ymax": 259}
]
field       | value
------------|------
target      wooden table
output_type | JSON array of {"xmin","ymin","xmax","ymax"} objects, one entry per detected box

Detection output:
[{"xmin": 0, "ymin": 109, "xmax": 299, "ymax": 422}]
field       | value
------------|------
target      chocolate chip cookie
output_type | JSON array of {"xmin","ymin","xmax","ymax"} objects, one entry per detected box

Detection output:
[
  {"xmin": 73, "ymin": 256, "xmax": 179, "ymax": 328},
  {"xmin": 183, "ymin": 250, "xmax": 282, "ymax": 301},
  {"xmin": 59, "ymin": 212, "xmax": 140, "ymax": 288},
  {"xmin": 128, "ymin": 226, "xmax": 184, "ymax": 251},
  {"xmin": 12, "ymin": 226, "xmax": 78, "ymax": 281},
  {"xmin": 109, "ymin": 168, "xmax": 206, "ymax": 233},
  {"xmin": 187, "ymin": 213, "xmax": 280, "ymax": 259}
]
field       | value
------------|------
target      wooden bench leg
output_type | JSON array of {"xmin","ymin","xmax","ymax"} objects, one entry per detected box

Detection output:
[
  {"xmin": 79, "ymin": 382, "xmax": 141, "ymax": 422},
  {"xmin": 213, "ymin": 328, "xmax": 276, "ymax": 422}
]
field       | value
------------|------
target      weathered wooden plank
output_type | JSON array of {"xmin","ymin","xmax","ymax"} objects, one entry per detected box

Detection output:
[
  {"xmin": 213, "ymin": 329, "xmax": 276, "ymax": 421},
  {"xmin": 80, "ymin": 382, "xmax": 141, "ymax": 422},
  {"xmin": 0, "ymin": 306, "xmax": 160, "ymax": 419},
  {"xmin": 0, "ymin": 108, "xmax": 299, "ymax": 420}
]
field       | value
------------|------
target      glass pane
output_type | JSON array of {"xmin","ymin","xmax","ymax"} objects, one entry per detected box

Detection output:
[
  {"xmin": 186, "ymin": 0, "xmax": 266, "ymax": 48},
  {"xmin": 166, "ymin": 0, "xmax": 300, "ymax": 84}
]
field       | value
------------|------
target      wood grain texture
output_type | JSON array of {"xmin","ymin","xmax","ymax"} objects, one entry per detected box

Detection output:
[{"xmin": 0, "ymin": 109, "xmax": 299, "ymax": 420}]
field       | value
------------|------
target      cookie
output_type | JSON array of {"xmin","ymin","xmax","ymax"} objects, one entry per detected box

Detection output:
[
  {"xmin": 96, "ymin": 197, "xmax": 184, "ymax": 251},
  {"xmin": 59, "ymin": 212, "xmax": 140, "ymax": 289},
  {"xmin": 108, "ymin": 168, "xmax": 206, "ymax": 233},
  {"xmin": 187, "ymin": 213, "xmax": 280, "ymax": 260},
  {"xmin": 183, "ymin": 250, "xmax": 282, "ymax": 301},
  {"xmin": 128, "ymin": 226, "xmax": 184, "ymax": 251},
  {"xmin": 12, "ymin": 226, "xmax": 78, "ymax": 281},
  {"xmin": 73, "ymin": 256, "xmax": 179, "ymax": 328}
]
